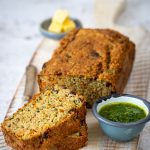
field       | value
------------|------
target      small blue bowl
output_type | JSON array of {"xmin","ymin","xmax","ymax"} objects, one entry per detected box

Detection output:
[
  {"xmin": 40, "ymin": 17, "xmax": 82, "ymax": 40},
  {"xmin": 92, "ymin": 94, "xmax": 150, "ymax": 142}
]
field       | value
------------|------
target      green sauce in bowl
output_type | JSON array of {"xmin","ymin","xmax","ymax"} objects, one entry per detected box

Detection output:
[{"xmin": 99, "ymin": 102, "xmax": 146, "ymax": 123}]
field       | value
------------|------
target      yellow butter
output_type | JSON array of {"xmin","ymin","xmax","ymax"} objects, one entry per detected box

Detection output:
[
  {"xmin": 48, "ymin": 10, "xmax": 76, "ymax": 33},
  {"xmin": 48, "ymin": 21, "xmax": 62, "ymax": 33},
  {"xmin": 62, "ymin": 18, "xmax": 76, "ymax": 32},
  {"xmin": 53, "ymin": 10, "xmax": 69, "ymax": 24}
]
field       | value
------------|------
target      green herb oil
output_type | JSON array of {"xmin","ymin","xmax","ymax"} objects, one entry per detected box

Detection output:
[{"xmin": 99, "ymin": 102, "xmax": 146, "ymax": 123}]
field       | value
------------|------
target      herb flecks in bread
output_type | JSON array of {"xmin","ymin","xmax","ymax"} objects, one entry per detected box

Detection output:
[{"xmin": 2, "ymin": 85, "xmax": 86, "ymax": 150}]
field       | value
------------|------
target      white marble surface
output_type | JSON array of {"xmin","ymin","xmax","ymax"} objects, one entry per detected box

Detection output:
[{"xmin": 0, "ymin": 0, "xmax": 150, "ymax": 122}]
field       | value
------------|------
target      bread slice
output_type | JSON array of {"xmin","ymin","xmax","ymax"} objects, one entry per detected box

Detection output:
[
  {"xmin": 56, "ymin": 121, "xmax": 88, "ymax": 150},
  {"xmin": 1, "ymin": 85, "xmax": 86, "ymax": 150},
  {"xmin": 38, "ymin": 28, "xmax": 135, "ymax": 107}
]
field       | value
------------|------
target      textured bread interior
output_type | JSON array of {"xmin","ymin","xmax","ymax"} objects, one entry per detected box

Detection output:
[
  {"xmin": 3, "ymin": 85, "xmax": 83, "ymax": 140},
  {"xmin": 2, "ymin": 85, "xmax": 86, "ymax": 150},
  {"xmin": 39, "ymin": 75, "xmax": 112, "ymax": 107}
]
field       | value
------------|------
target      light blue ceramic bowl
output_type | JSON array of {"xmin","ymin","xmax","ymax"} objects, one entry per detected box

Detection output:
[
  {"xmin": 40, "ymin": 17, "xmax": 82, "ymax": 40},
  {"xmin": 92, "ymin": 94, "xmax": 150, "ymax": 142}
]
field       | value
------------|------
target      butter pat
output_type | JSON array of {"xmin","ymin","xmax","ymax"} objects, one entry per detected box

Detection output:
[
  {"xmin": 53, "ymin": 10, "xmax": 69, "ymax": 24},
  {"xmin": 48, "ymin": 9, "xmax": 76, "ymax": 33},
  {"xmin": 48, "ymin": 21, "xmax": 62, "ymax": 33},
  {"xmin": 63, "ymin": 18, "xmax": 76, "ymax": 32}
]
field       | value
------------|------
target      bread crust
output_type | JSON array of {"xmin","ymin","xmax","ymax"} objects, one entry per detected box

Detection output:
[{"xmin": 2, "ymin": 86, "xmax": 86, "ymax": 150}]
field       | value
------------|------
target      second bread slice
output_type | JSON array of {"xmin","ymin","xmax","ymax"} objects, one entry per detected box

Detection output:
[{"xmin": 56, "ymin": 121, "xmax": 88, "ymax": 150}]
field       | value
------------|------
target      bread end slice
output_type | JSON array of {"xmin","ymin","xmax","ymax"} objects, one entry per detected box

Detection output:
[{"xmin": 56, "ymin": 121, "xmax": 88, "ymax": 150}]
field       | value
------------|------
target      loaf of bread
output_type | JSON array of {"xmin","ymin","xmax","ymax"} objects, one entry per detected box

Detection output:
[
  {"xmin": 1, "ymin": 85, "xmax": 86, "ymax": 150},
  {"xmin": 38, "ymin": 28, "xmax": 135, "ymax": 107}
]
